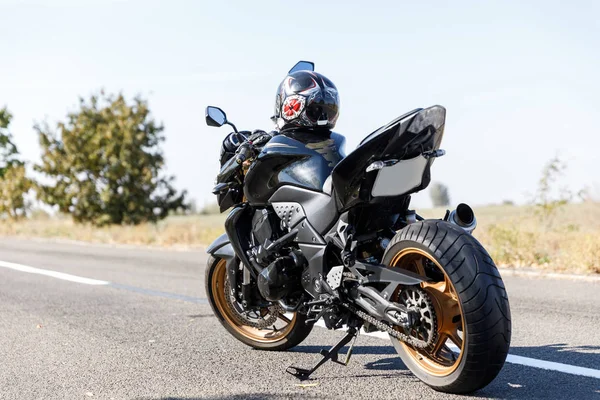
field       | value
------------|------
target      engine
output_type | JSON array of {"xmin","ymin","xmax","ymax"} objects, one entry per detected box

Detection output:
[
  {"xmin": 250, "ymin": 209, "xmax": 305, "ymax": 302},
  {"xmin": 251, "ymin": 208, "xmax": 282, "ymax": 247}
]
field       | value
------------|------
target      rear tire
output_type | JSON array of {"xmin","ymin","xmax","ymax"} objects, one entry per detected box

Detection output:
[
  {"xmin": 383, "ymin": 220, "xmax": 511, "ymax": 394},
  {"xmin": 205, "ymin": 255, "xmax": 312, "ymax": 351}
]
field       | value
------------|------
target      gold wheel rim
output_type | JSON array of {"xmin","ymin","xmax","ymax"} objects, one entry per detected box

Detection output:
[
  {"xmin": 211, "ymin": 259, "xmax": 296, "ymax": 343},
  {"xmin": 390, "ymin": 247, "xmax": 466, "ymax": 376}
]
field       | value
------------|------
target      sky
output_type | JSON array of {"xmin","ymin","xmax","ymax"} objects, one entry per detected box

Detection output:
[{"xmin": 1, "ymin": 0, "xmax": 599, "ymax": 209}]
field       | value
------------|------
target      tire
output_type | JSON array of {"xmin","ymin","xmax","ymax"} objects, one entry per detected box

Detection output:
[
  {"xmin": 205, "ymin": 255, "xmax": 313, "ymax": 351},
  {"xmin": 382, "ymin": 220, "xmax": 511, "ymax": 394}
]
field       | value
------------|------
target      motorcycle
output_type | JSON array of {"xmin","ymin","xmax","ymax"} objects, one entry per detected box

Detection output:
[{"xmin": 204, "ymin": 61, "xmax": 511, "ymax": 394}]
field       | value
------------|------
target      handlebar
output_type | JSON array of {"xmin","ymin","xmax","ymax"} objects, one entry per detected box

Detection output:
[{"xmin": 235, "ymin": 142, "xmax": 254, "ymax": 164}]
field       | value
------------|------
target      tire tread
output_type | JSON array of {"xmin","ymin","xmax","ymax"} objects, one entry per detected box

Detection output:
[{"xmin": 383, "ymin": 220, "xmax": 511, "ymax": 394}]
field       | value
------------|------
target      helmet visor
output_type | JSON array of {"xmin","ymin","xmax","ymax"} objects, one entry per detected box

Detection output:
[{"xmin": 305, "ymin": 90, "xmax": 339, "ymax": 125}]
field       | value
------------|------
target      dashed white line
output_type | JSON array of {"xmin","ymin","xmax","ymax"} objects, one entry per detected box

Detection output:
[
  {"xmin": 313, "ymin": 316, "xmax": 600, "ymax": 379},
  {"xmin": 505, "ymin": 354, "xmax": 600, "ymax": 379},
  {"xmin": 0, "ymin": 260, "xmax": 110, "ymax": 286},
  {"xmin": 2, "ymin": 259, "xmax": 600, "ymax": 380}
]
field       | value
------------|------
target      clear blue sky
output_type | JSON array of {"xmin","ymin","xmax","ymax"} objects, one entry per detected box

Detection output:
[{"xmin": 2, "ymin": 0, "xmax": 599, "ymax": 208}]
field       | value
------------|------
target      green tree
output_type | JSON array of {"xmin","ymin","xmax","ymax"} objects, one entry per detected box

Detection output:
[
  {"xmin": 35, "ymin": 92, "xmax": 186, "ymax": 226},
  {"xmin": 0, "ymin": 107, "xmax": 32, "ymax": 218},
  {"xmin": 0, "ymin": 107, "xmax": 23, "ymax": 177},
  {"xmin": 0, "ymin": 164, "xmax": 32, "ymax": 218},
  {"xmin": 429, "ymin": 182, "xmax": 451, "ymax": 207}
]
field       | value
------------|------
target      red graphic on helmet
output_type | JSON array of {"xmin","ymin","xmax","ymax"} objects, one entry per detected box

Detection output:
[
  {"xmin": 283, "ymin": 99, "xmax": 300, "ymax": 116},
  {"xmin": 281, "ymin": 95, "xmax": 305, "ymax": 120}
]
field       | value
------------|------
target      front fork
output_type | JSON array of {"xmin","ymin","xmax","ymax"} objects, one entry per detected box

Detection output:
[{"xmin": 240, "ymin": 266, "xmax": 253, "ymax": 308}]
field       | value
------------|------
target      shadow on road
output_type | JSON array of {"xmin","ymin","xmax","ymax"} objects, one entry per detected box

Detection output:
[
  {"xmin": 289, "ymin": 343, "xmax": 600, "ymax": 399},
  {"xmin": 187, "ymin": 314, "xmax": 214, "ymax": 319},
  {"xmin": 291, "ymin": 344, "xmax": 397, "ymax": 356},
  {"xmin": 138, "ymin": 395, "xmax": 321, "ymax": 400},
  {"xmin": 138, "ymin": 344, "xmax": 600, "ymax": 400}
]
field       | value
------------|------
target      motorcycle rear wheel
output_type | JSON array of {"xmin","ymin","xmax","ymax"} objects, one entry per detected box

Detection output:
[
  {"xmin": 205, "ymin": 256, "xmax": 312, "ymax": 351},
  {"xmin": 382, "ymin": 220, "xmax": 511, "ymax": 394}
]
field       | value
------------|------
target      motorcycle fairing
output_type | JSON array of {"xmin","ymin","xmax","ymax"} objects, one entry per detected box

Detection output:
[
  {"xmin": 331, "ymin": 105, "xmax": 446, "ymax": 212},
  {"xmin": 269, "ymin": 185, "xmax": 338, "ymax": 236}
]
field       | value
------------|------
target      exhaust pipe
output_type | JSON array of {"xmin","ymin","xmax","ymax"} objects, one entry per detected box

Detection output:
[{"xmin": 448, "ymin": 203, "xmax": 477, "ymax": 234}]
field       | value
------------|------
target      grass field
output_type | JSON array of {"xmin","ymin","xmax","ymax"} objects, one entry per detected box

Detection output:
[{"xmin": 1, "ymin": 202, "xmax": 598, "ymax": 274}]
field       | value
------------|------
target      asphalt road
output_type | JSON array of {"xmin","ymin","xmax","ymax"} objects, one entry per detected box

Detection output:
[{"xmin": 0, "ymin": 238, "xmax": 599, "ymax": 400}]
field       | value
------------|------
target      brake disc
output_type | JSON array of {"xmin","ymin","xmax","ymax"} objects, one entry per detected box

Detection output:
[{"xmin": 224, "ymin": 278, "xmax": 282, "ymax": 329}]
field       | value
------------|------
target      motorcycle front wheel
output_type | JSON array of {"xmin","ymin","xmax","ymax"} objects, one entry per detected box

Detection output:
[
  {"xmin": 382, "ymin": 220, "xmax": 511, "ymax": 394},
  {"xmin": 205, "ymin": 256, "xmax": 313, "ymax": 351}
]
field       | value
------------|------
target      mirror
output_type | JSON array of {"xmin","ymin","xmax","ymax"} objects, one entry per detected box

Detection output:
[
  {"xmin": 289, "ymin": 61, "xmax": 315, "ymax": 74},
  {"xmin": 206, "ymin": 106, "xmax": 227, "ymax": 127}
]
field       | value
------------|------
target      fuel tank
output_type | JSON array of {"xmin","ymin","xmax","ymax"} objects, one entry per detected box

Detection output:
[{"xmin": 244, "ymin": 130, "xmax": 346, "ymax": 206}]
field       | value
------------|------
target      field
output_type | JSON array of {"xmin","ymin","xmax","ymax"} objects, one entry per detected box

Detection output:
[{"xmin": 1, "ymin": 202, "xmax": 598, "ymax": 274}]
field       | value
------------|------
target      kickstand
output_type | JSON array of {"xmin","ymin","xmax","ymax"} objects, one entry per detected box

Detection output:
[{"xmin": 286, "ymin": 327, "xmax": 359, "ymax": 381}]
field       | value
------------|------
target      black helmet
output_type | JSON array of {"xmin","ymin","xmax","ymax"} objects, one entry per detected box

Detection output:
[{"xmin": 273, "ymin": 71, "xmax": 340, "ymax": 132}]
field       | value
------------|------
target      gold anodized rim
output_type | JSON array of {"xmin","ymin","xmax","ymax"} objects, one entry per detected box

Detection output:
[
  {"xmin": 211, "ymin": 259, "xmax": 296, "ymax": 343},
  {"xmin": 390, "ymin": 247, "xmax": 466, "ymax": 376}
]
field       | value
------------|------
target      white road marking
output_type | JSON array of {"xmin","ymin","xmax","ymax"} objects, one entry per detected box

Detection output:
[
  {"xmin": 315, "ymin": 321, "xmax": 600, "ymax": 379},
  {"xmin": 0, "ymin": 260, "xmax": 110, "ymax": 286},
  {"xmin": 2, "ymin": 259, "xmax": 599, "ymax": 380},
  {"xmin": 505, "ymin": 354, "xmax": 600, "ymax": 379}
]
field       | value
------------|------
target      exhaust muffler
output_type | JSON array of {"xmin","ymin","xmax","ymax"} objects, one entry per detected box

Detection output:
[{"xmin": 447, "ymin": 203, "xmax": 477, "ymax": 234}]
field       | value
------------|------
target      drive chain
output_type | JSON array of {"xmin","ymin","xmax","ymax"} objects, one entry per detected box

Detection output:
[{"xmin": 347, "ymin": 304, "xmax": 430, "ymax": 349}]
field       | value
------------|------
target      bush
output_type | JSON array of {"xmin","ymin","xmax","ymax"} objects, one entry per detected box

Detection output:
[
  {"xmin": 34, "ymin": 92, "xmax": 186, "ymax": 226},
  {"xmin": 429, "ymin": 182, "xmax": 451, "ymax": 207}
]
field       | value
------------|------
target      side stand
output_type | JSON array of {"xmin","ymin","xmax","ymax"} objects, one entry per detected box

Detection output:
[{"xmin": 286, "ymin": 327, "xmax": 359, "ymax": 381}]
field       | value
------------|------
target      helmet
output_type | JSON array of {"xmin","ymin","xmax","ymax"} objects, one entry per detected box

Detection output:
[{"xmin": 272, "ymin": 71, "xmax": 340, "ymax": 132}]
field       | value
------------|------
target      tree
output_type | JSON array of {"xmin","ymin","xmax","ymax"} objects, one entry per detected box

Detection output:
[
  {"xmin": 0, "ymin": 107, "xmax": 22, "ymax": 177},
  {"xmin": 0, "ymin": 165, "xmax": 32, "ymax": 218},
  {"xmin": 0, "ymin": 107, "xmax": 31, "ymax": 219},
  {"xmin": 429, "ymin": 182, "xmax": 451, "ymax": 207},
  {"xmin": 531, "ymin": 155, "xmax": 571, "ymax": 219},
  {"xmin": 35, "ymin": 92, "xmax": 186, "ymax": 226}
]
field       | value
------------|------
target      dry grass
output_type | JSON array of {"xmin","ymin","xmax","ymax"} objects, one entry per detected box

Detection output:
[
  {"xmin": 1, "ymin": 202, "xmax": 599, "ymax": 274},
  {"xmin": 420, "ymin": 202, "xmax": 600, "ymax": 274},
  {"xmin": 0, "ymin": 213, "xmax": 226, "ymax": 249}
]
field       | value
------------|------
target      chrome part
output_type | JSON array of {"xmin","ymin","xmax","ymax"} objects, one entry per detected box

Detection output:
[
  {"xmin": 405, "ymin": 210, "xmax": 417, "ymax": 224},
  {"xmin": 243, "ymin": 265, "xmax": 251, "ymax": 284},
  {"xmin": 422, "ymin": 149, "xmax": 446, "ymax": 159},
  {"xmin": 366, "ymin": 160, "xmax": 384, "ymax": 172},
  {"xmin": 366, "ymin": 159, "xmax": 399, "ymax": 173},
  {"xmin": 448, "ymin": 203, "xmax": 477, "ymax": 234},
  {"xmin": 379, "ymin": 237, "xmax": 391, "ymax": 251},
  {"xmin": 326, "ymin": 266, "xmax": 344, "ymax": 290}
]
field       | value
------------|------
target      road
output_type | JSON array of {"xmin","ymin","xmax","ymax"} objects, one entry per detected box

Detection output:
[{"xmin": 0, "ymin": 238, "xmax": 599, "ymax": 400}]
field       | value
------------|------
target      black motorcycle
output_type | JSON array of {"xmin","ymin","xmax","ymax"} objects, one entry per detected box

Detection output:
[{"xmin": 205, "ymin": 62, "xmax": 511, "ymax": 394}]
